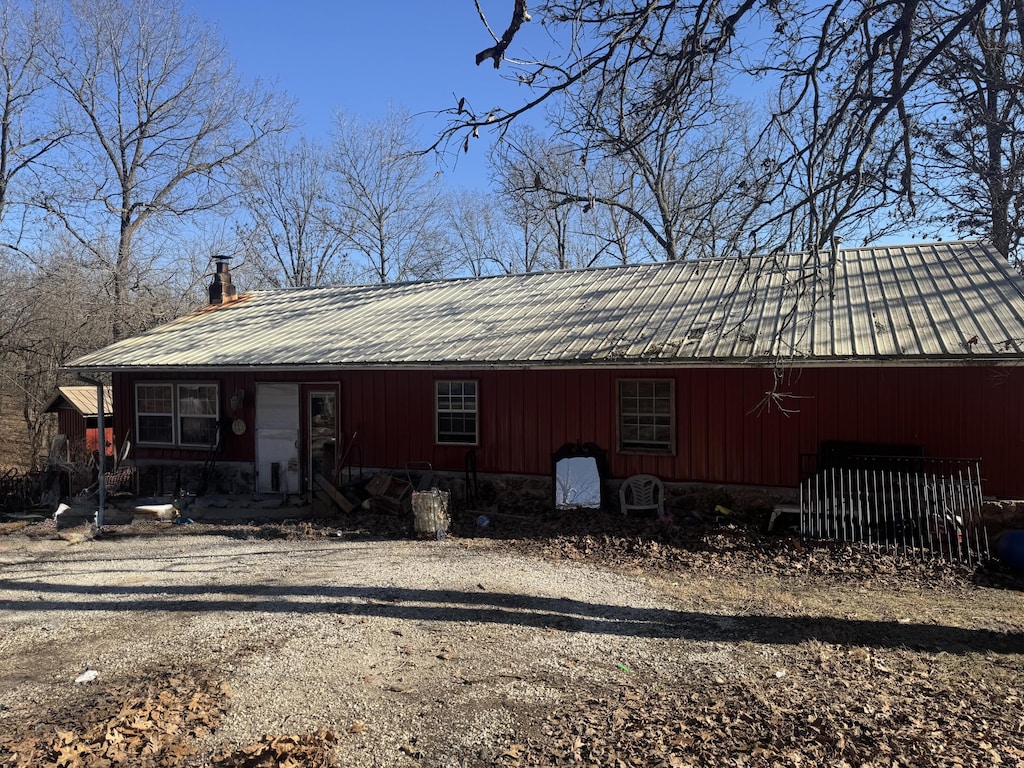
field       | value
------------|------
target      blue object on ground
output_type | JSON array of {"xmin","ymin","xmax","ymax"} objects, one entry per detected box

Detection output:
[{"xmin": 996, "ymin": 530, "xmax": 1024, "ymax": 572}]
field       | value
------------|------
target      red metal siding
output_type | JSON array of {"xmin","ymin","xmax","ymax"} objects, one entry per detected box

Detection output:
[
  {"xmin": 56, "ymin": 407, "xmax": 86, "ymax": 445},
  {"xmin": 56, "ymin": 407, "xmax": 114, "ymax": 456},
  {"xmin": 688, "ymin": 372, "xmax": 709, "ymax": 481},
  {"xmin": 723, "ymin": 372, "xmax": 745, "ymax": 484},
  {"xmin": 705, "ymin": 369, "xmax": 726, "ymax": 482},
  {"xmin": 530, "ymin": 372, "xmax": 552, "ymax": 470},
  {"xmin": 87, "ymin": 427, "xmax": 115, "ymax": 454},
  {"xmin": 112, "ymin": 365, "xmax": 1024, "ymax": 498}
]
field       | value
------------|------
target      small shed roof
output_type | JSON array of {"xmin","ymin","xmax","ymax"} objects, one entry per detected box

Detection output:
[
  {"xmin": 65, "ymin": 241, "xmax": 1024, "ymax": 371},
  {"xmin": 43, "ymin": 386, "xmax": 114, "ymax": 417}
]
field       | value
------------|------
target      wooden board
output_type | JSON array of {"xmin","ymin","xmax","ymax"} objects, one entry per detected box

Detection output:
[{"xmin": 314, "ymin": 472, "xmax": 355, "ymax": 513}]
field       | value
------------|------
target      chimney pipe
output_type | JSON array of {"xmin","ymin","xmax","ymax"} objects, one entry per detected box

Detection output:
[{"xmin": 209, "ymin": 256, "xmax": 238, "ymax": 305}]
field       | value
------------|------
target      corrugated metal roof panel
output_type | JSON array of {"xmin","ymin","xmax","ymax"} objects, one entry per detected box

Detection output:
[
  {"xmin": 43, "ymin": 386, "xmax": 114, "ymax": 416},
  {"xmin": 65, "ymin": 241, "xmax": 1024, "ymax": 371}
]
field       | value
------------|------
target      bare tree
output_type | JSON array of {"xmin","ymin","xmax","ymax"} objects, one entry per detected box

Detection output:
[
  {"xmin": 559, "ymin": 40, "xmax": 774, "ymax": 260},
  {"xmin": 0, "ymin": 0, "xmax": 69, "ymax": 254},
  {"xmin": 330, "ymin": 109, "xmax": 448, "ymax": 283},
  {"xmin": 0, "ymin": 260, "xmax": 51, "ymax": 467},
  {"xmin": 755, "ymin": 91, "xmax": 911, "ymax": 252},
  {"xmin": 573, "ymin": 161, "xmax": 656, "ymax": 265},
  {"xmin": 914, "ymin": 0, "xmax": 1024, "ymax": 264},
  {"xmin": 39, "ymin": 0, "xmax": 293, "ymax": 338},
  {"xmin": 437, "ymin": 1, "xmax": 997, "ymax": 250},
  {"xmin": 7, "ymin": 256, "xmax": 103, "ymax": 464},
  {"xmin": 483, "ymin": 130, "xmax": 551, "ymax": 273},
  {"xmin": 491, "ymin": 126, "xmax": 600, "ymax": 270},
  {"xmin": 493, "ymin": 100, "xmax": 766, "ymax": 264},
  {"xmin": 0, "ymin": 233, "xmax": 183, "ymax": 467},
  {"xmin": 443, "ymin": 190, "xmax": 516, "ymax": 277},
  {"xmin": 236, "ymin": 136, "xmax": 351, "ymax": 288},
  {"xmin": 494, "ymin": 182, "xmax": 549, "ymax": 274}
]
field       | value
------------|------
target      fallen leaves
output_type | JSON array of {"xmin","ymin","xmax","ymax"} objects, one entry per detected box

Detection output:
[
  {"xmin": 0, "ymin": 672, "xmax": 229, "ymax": 768},
  {"xmin": 488, "ymin": 665, "xmax": 1024, "ymax": 768},
  {"xmin": 470, "ymin": 504, "xmax": 1017, "ymax": 602},
  {"xmin": 211, "ymin": 728, "xmax": 339, "ymax": 768},
  {"xmin": 0, "ymin": 669, "xmax": 345, "ymax": 768}
]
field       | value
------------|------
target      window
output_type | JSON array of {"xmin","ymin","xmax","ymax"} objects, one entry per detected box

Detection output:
[
  {"xmin": 136, "ymin": 383, "xmax": 220, "ymax": 447},
  {"xmin": 137, "ymin": 384, "xmax": 174, "ymax": 444},
  {"xmin": 619, "ymin": 379, "xmax": 674, "ymax": 453},
  {"xmin": 436, "ymin": 380, "xmax": 478, "ymax": 444},
  {"xmin": 178, "ymin": 384, "xmax": 219, "ymax": 446}
]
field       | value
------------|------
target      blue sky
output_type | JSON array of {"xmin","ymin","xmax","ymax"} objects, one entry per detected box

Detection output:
[{"xmin": 182, "ymin": 1, "xmax": 549, "ymax": 190}]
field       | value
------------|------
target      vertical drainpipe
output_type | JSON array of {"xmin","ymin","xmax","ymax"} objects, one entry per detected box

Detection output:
[
  {"xmin": 79, "ymin": 375, "xmax": 106, "ymax": 529},
  {"xmin": 96, "ymin": 385, "xmax": 106, "ymax": 529}
]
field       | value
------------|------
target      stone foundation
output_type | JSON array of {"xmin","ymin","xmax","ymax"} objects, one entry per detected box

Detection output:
[
  {"xmin": 401, "ymin": 467, "xmax": 797, "ymax": 523},
  {"xmin": 129, "ymin": 460, "xmax": 1024, "ymax": 534},
  {"xmin": 981, "ymin": 500, "xmax": 1024, "ymax": 536},
  {"xmin": 135, "ymin": 461, "xmax": 254, "ymax": 497}
]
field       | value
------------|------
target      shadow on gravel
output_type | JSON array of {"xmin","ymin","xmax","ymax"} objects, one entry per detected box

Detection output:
[
  {"xmin": 0, "ymin": 578, "xmax": 1020, "ymax": 655},
  {"xmin": 49, "ymin": 507, "xmax": 1022, "ymax": 593}
]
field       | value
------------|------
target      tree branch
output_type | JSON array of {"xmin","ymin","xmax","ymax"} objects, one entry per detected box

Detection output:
[{"xmin": 475, "ymin": 0, "xmax": 531, "ymax": 68}]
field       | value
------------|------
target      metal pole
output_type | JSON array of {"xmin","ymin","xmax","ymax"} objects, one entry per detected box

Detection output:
[
  {"xmin": 95, "ymin": 384, "xmax": 105, "ymax": 529},
  {"xmin": 78, "ymin": 375, "xmax": 106, "ymax": 529}
]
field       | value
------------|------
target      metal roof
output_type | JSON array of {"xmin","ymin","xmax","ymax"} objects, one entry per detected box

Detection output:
[
  {"xmin": 65, "ymin": 241, "xmax": 1024, "ymax": 371},
  {"xmin": 42, "ymin": 386, "xmax": 114, "ymax": 416}
]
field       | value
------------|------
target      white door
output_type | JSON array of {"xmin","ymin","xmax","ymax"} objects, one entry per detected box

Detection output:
[{"xmin": 256, "ymin": 383, "xmax": 300, "ymax": 493}]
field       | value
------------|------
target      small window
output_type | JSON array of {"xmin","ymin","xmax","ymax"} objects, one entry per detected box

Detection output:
[
  {"xmin": 619, "ymin": 379, "xmax": 674, "ymax": 453},
  {"xmin": 178, "ymin": 384, "xmax": 219, "ymax": 446},
  {"xmin": 436, "ymin": 380, "xmax": 478, "ymax": 444},
  {"xmin": 136, "ymin": 384, "xmax": 174, "ymax": 444}
]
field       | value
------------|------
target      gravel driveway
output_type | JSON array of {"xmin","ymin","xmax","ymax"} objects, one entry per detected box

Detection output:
[
  {"xmin": 0, "ymin": 528, "xmax": 691, "ymax": 766},
  {"xmin": 3, "ymin": 522, "xmax": 1022, "ymax": 767}
]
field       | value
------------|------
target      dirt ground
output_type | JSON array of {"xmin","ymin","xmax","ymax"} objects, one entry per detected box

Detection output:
[{"xmin": 0, "ymin": 513, "xmax": 1022, "ymax": 768}]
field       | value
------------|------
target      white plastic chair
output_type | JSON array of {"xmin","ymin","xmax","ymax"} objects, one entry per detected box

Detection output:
[{"xmin": 618, "ymin": 474, "xmax": 665, "ymax": 517}]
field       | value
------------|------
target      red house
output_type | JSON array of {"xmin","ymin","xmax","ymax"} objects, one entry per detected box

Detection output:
[
  {"xmin": 42, "ymin": 386, "xmax": 114, "ymax": 460},
  {"xmin": 65, "ymin": 241, "xmax": 1024, "ymax": 502}
]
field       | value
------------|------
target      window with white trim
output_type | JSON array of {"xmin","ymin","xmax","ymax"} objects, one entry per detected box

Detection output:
[
  {"xmin": 137, "ymin": 384, "xmax": 174, "ymax": 444},
  {"xmin": 136, "ymin": 383, "xmax": 220, "ymax": 447},
  {"xmin": 618, "ymin": 379, "xmax": 674, "ymax": 453},
  {"xmin": 436, "ymin": 380, "xmax": 478, "ymax": 445}
]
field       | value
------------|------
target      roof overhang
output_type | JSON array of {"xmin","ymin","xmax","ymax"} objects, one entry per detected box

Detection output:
[
  {"xmin": 65, "ymin": 355, "xmax": 1022, "ymax": 376},
  {"xmin": 42, "ymin": 386, "xmax": 114, "ymax": 417}
]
